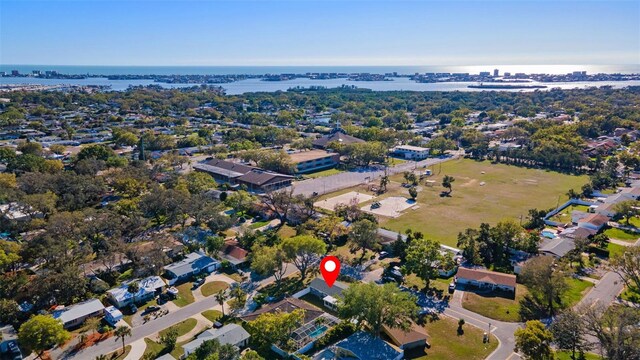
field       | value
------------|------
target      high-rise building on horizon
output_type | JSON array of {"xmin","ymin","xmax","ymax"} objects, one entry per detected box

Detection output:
[{"xmin": 493, "ymin": 69, "xmax": 499, "ymax": 77}]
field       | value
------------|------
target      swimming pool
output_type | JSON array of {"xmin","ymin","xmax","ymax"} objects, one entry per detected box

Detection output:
[{"xmin": 541, "ymin": 230, "xmax": 557, "ymax": 239}]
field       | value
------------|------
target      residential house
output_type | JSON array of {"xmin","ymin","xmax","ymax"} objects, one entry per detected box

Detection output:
[
  {"xmin": 104, "ymin": 306, "xmax": 123, "ymax": 326},
  {"xmin": 333, "ymin": 331, "xmax": 403, "ymax": 360},
  {"xmin": 52, "ymin": 299, "xmax": 105, "ymax": 329},
  {"xmin": 107, "ymin": 275, "xmax": 166, "ymax": 308},
  {"xmin": 288, "ymin": 150, "xmax": 340, "ymax": 174},
  {"xmin": 308, "ymin": 277, "xmax": 349, "ymax": 310},
  {"xmin": 0, "ymin": 325, "xmax": 21, "ymax": 359},
  {"xmin": 183, "ymin": 324, "xmax": 251, "ymax": 357},
  {"xmin": 392, "ymin": 145, "xmax": 430, "ymax": 160},
  {"xmin": 240, "ymin": 298, "xmax": 339, "ymax": 356},
  {"xmin": 218, "ymin": 240, "xmax": 249, "ymax": 269},
  {"xmin": 455, "ymin": 267, "xmax": 517, "ymax": 293},
  {"xmin": 577, "ymin": 213, "xmax": 610, "ymax": 231},
  {"xmin": 382, "ymin": 322, "xmax": 429, "ymax": 350},
  {"xmin": 164, "ymin": 252, "xmax": 219, "ymax": 285},
  {"xmin": 539, "ymin": 237, "xmax": 576, "ymax": 259}
]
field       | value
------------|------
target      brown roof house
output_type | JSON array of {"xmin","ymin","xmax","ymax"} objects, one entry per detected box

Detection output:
[
  {"xmin": 382, "ymin": 321, "xmax": 429, "ymax": 350},
  {"xmin": 577, "ymin": 213, "xmax": 609, "ymax": 231},
  {"xmin": 455, "ymin": 267, "xmax": 517, "ymax": 294},
  {"xmin": 218, "ymin": 240, "xmax": 249, "ymax": 268}
]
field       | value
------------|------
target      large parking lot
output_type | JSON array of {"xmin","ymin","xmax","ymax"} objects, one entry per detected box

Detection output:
[{"xmin": 314, "ymin": 191, "xmax": 375, "ymax": 212}]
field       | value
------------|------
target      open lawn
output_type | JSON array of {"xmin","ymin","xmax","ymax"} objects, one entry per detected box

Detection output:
[
  {"xmin": 381, "ymin": 159, "xmax": 588, "ymax": 246},
  {"xmin": 607, "ymin": 243, "xmax": 626, "ymax": 258},
  {"xmin": 462, "ymin": 284, "xmax": 528, "ymax": 322},
  {"xmin": 249, "ymin": 220, "xmax": 271, "ymax": 229},
  {"xmin": 303, "ymin": 168, "xmax": 344, "ymax": 179},
  {"xmin": 555, "ymin": 351, "xmax": 601, "ymax": 360},
  {"xmin": 406, "ymin": 316, "xmax": 497, "ymax": 360},
  {"xmin": 549, "ymin": 204, "xmax": 590, "ymax": 224},
  {"xmin": 201, "ymin": 281, "xmax": 230, "ymax": 297},
  {"xmin": 562, "ymin": 278, "xmax": 594, "ymax": 307},
  {"xmin": 276, "ymin": 224, "xmax": 297, "ymax": 239},
  {"xmin": 159, "ymin": 318, "xmax": 197, "ymax": 338},
  {"xmin": 604, "ymin": 227, "xmax": 639, "ymax": 241},
  {"xmin": 173, "ymin": 282, "xmax": 195, "ymax": 307},
  {"xmin": 201, "ymin": 310, "xmax": 223, "ymax": 322}
]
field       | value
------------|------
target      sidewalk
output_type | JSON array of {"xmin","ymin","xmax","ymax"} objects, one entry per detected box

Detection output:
[{"xmin": 123, "ymin": 339, "xmax": 146, "ymax": 360}]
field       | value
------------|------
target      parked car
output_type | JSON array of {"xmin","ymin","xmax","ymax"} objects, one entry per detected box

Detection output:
[
  {"xmin": 143, "ymin": 305, "xmax": 161, "ymax": 314},
  {"xmin": 129, "ymin": 304, "xmax": 138, "ymax": 314},
  {"xmin": 378, "ymin": 251, "xmax": 389, "ymax": 259},
  {"xmin": 371, "ymin": 201, "xmax": 381, "ymax": 209},
  {"xmin": 448, "ymin": 282, "xmax": 456, "ymax": 293},
  {"xmin": 192, "ymin": 278, "xmax": 205, "ymax": 289}
]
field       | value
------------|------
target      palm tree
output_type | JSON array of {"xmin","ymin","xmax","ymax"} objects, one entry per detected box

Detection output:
[
  {"xmin": 214, "ymin": 290, "xmax": 228, "ymax": 317},
  {"xmin": 114, "ymin": 326, "xmax": 132, "ymax": 355},
  {"xmin": 127, "ymin": 281, "xmax": 140, "ymax": 306},
  {"xmin": 379, "ymin": 175, "xmax": 389, "ymax": 193},
  {"xmin": 95, "ymin": 355, "xmax": 108, "ymax": 360},
  {"xmin": 442, "ymin": 175, "xmax": 455, "ymax": 195}
]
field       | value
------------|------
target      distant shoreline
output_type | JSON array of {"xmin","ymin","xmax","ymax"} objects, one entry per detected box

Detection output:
[{"xmin": 468, "ymin": 84, "xmax": 548, "ymax": 89}]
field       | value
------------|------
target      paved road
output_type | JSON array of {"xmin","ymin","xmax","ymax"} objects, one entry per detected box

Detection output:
[
  {"xmin": 446, "ymin": 290, "xmax": 522, "ymax": 360},
  {"xmin": 63, "ymin": 297, "xmax": 223, "ymax": 360},
  {"xmin": 291, "ymin": 154, "xmax": 458, "ymax": 196},
  {"xmin": 578, "ymin": 271, "xmax": 625, "ymax": 308}
]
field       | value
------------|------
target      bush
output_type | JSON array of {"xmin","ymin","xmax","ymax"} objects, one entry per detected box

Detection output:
[{"xmin": 314, "ymin": 321, "xmax": 356, "ymax": 349}]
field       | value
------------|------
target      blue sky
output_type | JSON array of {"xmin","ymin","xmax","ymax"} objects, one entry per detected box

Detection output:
[{"xmin": 1, "ymin": 0, "xmax": 639, "ymax": 66}]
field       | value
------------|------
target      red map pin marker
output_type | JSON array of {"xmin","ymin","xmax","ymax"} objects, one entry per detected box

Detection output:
[{"xmin": 320, "ymin": 256, "xmax": 340, "ymax": 287}]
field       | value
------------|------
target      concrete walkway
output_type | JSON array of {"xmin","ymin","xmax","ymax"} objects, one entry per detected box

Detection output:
[
  {"xmin": 123, "ymin": 339, "xmax": 146, "ymax": 360},
  {"xmin": 176, "ymin": 313, "xmax": 213, "ymax": 343}
]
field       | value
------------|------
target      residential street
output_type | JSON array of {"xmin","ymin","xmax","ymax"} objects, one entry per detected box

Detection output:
[
  {"xmin": 63, "ymin": 297, "xmax": 224, "ymax": 360},
  {"xmin": 446, "ymin": 290, "xmax": 522, "ymax": 360}
]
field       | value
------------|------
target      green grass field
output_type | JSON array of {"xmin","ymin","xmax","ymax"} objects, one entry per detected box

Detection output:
[
  {"xmin": 201, "ymin": 310, "xmax": 223, "ymax": 322},
  {"xmin": 555, "ymin": 351, "xmax": 601, "ymax": 360},
  {"xmin": 173, "ymin": 282, "xmax": 195, "ymax": 307},
  {"xmin": 382, "ymin": 159, "xmax": 588, "ymax": 246},
  {"xmin": 462, "ymin": 284, "xmax": 528, "ymax": 322},
  {"xmin": 159, "ymin": 318, "xmax": 197, "ymax": 338},
  {"xmin": 604, "ymin": 227, "xmax": 639, "ymax": 241},
  {"xmin": 407, "ymin": 316, "xmax": 497, "ymax": 360},
  {"xmin": 462, "ymin": 278, "xmax": 591, "ymax": 322},
  {"xmin": 200, "ymin": 281, "xmax": 230, "ymax": 297},
  {"xmin": 562, "ymin": 278, "xmax": 594, "ymax": 307},
  {"xmin": 303, "ymin": 168, "xmax": 345, "ymax": 179},
  {"xmin": 607, "ymin": 243, "xmax": 626, "ymax": 258}
]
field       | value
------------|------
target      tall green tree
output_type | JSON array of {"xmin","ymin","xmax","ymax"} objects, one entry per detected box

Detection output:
[
  {"xmin": 114, "ymin": 326, "xmax": 132, "ymax": 355},
  {"xmin": 250, "ymin": 245, "xmax": 288, "ymax": 289},
  {"xmin": 442, "ymin": 175, "xmax": 455, "ymax": 195},
  {"xmin": 520, "ymin": 256, "xmax": 569, "ymax": 317},
  {"xmin": 348, "ymin": 219, "xmax": 379, "ymax": 263},
  {"xmin": 280, "ymin": 235, "xmax": 326, "ymax": 281},
  {"xmin": 514, "ymin": 320, "xmax": 554, "ymax": 360},
  {"xmin": 551, "ymin": 309, "xmax": 591, "ymax": 360},
  {"xmin": 403, "ymin": 237, "xmax": 444, "ymax": 290},
  {"xmin": 18, "ymin": 315, "xmax": 70, "ymax": 359},
  {"xmin": 339, "ymin": 282, "xmax": 418, "ymax": 337},
  {"xmin": 246, "ymin": 309, "xmax": 305, "ymax": 351}
]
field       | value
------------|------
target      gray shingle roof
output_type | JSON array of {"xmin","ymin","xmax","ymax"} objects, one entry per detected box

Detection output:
[
  {"xmin": 164, "ymin": 252, "xmax": 218, "ymax": 278},
  {"xmin": 309, "ymin": 277, "xmax": 348, "ymax": 298},
  {"xmin": 183, "ymin": 324, "xmax": 250, "ymax": 354}
]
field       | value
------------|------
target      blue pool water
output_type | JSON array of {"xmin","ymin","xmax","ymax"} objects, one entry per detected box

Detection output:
[{"xmin": 542, "ymin": 230, "xmax": 557, "ymax": 239}]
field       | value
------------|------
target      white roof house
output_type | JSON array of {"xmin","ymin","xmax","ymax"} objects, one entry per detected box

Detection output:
[
  {"xmin": 52, "ymin": 299, "xmax": 105, "ymax": 329},
  {"xmin": 107, "ymin": 276, "xmax": 166, "ymax": 308}
]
